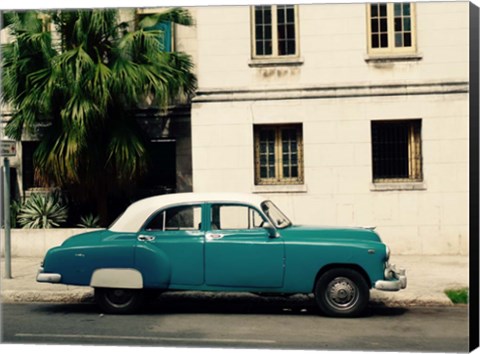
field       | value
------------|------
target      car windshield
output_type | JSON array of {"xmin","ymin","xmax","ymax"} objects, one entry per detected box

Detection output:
[{"xmin": 261, "ymin": 201, "xmax": 292, "ymax": 229}]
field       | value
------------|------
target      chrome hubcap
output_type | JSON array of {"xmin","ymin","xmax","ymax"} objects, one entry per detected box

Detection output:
[
  {"xmin": 105, "ymin": 289, "xmax": 135, "ymax": 309},
  {"xmin": 325, "ymin": 277, "xmax": 359, "ymax": 310}
]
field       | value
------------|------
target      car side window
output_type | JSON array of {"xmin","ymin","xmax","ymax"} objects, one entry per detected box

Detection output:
[
  {"xmin": 145, "ymin": 205, "xmax": 202, "ymax": 232},
  {"xmin": 211, "ymin": 205, "xmax": 265, "ymax": 230}
]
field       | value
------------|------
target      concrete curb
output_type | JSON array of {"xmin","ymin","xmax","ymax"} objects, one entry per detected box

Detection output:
[
  {"xmin": 1, "ymin": 289, "xmax": 456, "ymax": 308},
  {"xmin": 369, "ymin": 290, "xmax": 455, "ymax": 307},
  {"xmin": 1, "ymin": 290, "xmax": 94, "ymax": 304},
  {"xmin": 369, "ymin": 297, "xmax": 454, "ymax": 307}
]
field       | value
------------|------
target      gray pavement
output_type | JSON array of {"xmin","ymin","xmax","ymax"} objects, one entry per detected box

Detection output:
[{"xmin": 0, "ymin": 255, "xmax": 470, "ymax": 307}]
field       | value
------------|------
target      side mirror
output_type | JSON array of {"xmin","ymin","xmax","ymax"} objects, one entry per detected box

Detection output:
[{"xmin": 263, "ymin": 222, "xmax": 279, "ymax": 238}]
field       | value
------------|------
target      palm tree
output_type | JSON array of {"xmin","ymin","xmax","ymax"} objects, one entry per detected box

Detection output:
[{"xmin": 1, "ymin": 9, "xmax": 196, "ymax": 224}]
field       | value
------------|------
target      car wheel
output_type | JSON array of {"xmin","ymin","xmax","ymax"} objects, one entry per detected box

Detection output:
[
  {"xmin": 314, "ymin": 268, "xmax": 369, "ymax": 317},
  {"xmin": 94, "ymin": 288, "xmax": 144, "ymax": 314}
]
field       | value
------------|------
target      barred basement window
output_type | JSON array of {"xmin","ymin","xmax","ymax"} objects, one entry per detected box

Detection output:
[
  {"xmin": 371, "ymin": 120, "xmax": 422, "ymax": 182},
  {"xmin": 254, "ymin": 124, "xmax": 304, "ymax": 185}
]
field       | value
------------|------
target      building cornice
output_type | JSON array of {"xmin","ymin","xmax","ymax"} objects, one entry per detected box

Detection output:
[{"xmin": 192, "ymin": 81, "xmax": 469, "ymax": 103}]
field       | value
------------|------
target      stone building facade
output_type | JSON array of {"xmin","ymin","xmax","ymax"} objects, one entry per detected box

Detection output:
[
  {"xmin": 187, "ymin": 2, "xmax": 470, "ymax": 255},
  {"xmin": 1, "ymin": 2, "xmax": 472, "ymax": 254}
]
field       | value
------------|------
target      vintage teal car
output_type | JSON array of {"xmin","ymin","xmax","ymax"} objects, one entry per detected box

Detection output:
[{"xmin": 37, "ymin": 193, "xmax": 406, "ymax": 316}]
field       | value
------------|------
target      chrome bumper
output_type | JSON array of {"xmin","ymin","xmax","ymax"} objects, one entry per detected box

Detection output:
[
  {"xmin": 36, "ymin": 267, "xmax": 62, "ymax": 283},
  {"xmin": 374, "ymin": 263, "xmax": 407, "ymax": 291}
]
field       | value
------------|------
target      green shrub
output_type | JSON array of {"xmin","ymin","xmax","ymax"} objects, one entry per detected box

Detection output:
[
  {"xmin": 9, "ymin": 200, "xmax": 22, "ymax": 228},
  {"xmin": 77, "ymin": 214, "xmax": 100, "ymax": 228},
  {"xmin": 444, "ymin": 287, "xmax": 468, "ymax": 304},
  {"xmin": 17, "ymin": 193, "xmax": 68, "ymax": 229}
]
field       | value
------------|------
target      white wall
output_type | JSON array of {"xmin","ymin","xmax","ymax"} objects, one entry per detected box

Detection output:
[
  {"xmin": 0, "ymin": 229, "xmax": 98, "ymax": 257},
  {"xmin": 192, "ymin": 2, "xmax": 469, "ymax": 90},
  {"xmin": 191, "ymin": 93, "xmax": 469, "ymax": 255},
  {"xmin": 190, "ymin": 2, "xmax": 470, "ymax": 255}
]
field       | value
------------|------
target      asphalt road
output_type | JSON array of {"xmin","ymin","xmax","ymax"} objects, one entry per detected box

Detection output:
[{"xmin": 0, "ymin": 293, "xmax": 469, "ymax": 352}]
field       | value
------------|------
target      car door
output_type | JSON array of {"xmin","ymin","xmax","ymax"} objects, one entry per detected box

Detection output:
[
  {"xmin": 205, "ymin": 203, "xmax": 285, "ymax": 288},
  {"xmin": 135, "ymin": 203, "xmax": 206, "ymax": 288}
]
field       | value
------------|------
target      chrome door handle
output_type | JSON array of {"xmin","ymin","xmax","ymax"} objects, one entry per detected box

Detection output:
[
  {"xmin": 206, "ymin": 232, "xmax": 225, "ymax": 241},
  {"xmin": 138, "ymin": 235, "xmax": 156, "ymax": 242}
]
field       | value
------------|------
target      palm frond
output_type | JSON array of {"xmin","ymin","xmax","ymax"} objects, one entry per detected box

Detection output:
[
  {"xmin": 3, "ymin": 8, "xmax": 197, "ymax": 221},
  {"xmin": 138, "ymin": 8, "xmax": 194, "ymax": 28},
  {"xmin": 2, "ymin": 11, "xmax": 56, "ymax": 138},
  {"xmin": 106, "ymin": 112, "xmax": 148, "ymax": 181}
]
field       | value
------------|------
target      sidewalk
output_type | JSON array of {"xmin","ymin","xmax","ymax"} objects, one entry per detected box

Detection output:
[{"xmin": 0, "ymin": 255, "xmax": 470, "ymax": 306}]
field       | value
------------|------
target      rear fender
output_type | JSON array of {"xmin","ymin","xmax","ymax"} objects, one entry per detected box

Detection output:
[
  {"xmin": 134, "ymin": 243, "xmax": 172, "ymax": 288},
  {"xmin": 90, "ymin": 268, "xmax": 143, "ymax": 289}
]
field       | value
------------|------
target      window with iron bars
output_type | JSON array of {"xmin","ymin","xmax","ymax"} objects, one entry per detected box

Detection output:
[
  {"xmin": 371, "ymin": 119, "xmax": 422, "ymax": 182},
  {"xmin": 254, "ymin": 124, "xmax": 304, "ymax": 185}
]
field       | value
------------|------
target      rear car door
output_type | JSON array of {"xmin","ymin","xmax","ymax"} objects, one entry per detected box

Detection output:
[{"xmin": 135, "ymin": 203, "xmax": 205, "ymax": 288}]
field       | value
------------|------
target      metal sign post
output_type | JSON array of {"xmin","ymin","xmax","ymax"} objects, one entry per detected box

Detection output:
[
  {"xmin": 3, "ymin": 157, "xmax": 12, "ymax": 278},
  {"xmin": 1, "ymin": 140, "xmax": 16, "ymax": 279}
]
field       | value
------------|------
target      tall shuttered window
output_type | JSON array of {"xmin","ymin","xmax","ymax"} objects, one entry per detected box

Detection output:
[
  {"xmin": 252, "ymin": 5, "xmax": 298, "ymax": 58},
  {"xmin": 137, "ymin": 12, "xmax": 174, "ymax": 52},
  {"xmin": 254, "ymin": 124, "xmax": 304, "ymax": 185},
  {"xmin": 367, "ymin": 3, "xmax": 416, "ymax": 55}
]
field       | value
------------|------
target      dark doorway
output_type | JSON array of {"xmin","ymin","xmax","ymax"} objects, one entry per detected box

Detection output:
[
  {"xmin": 139, "ymin": 140, "xmax": 177, "ymax": 197},
  {"xmin": 22, "ymin": 141, "xmax": 40, "ymax": 191}
]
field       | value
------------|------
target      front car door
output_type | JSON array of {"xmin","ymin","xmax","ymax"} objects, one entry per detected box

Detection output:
[{"xmin": 205, "ymin": 203, "xmax": 285, "ymax": 288}]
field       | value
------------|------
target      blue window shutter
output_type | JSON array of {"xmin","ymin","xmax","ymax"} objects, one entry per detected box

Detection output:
[
  {"xmin": 146, "ymin": 21, "xmax": 172, "ymax": 52},
  {"xmin": 156, "ymin": 21, "xmax": 172, "ymax": 52}
]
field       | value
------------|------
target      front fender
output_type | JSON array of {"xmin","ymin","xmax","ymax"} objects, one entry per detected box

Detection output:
[{"xmin": 283, "ymin": 242, "xmax": 387, "ymax": 292}]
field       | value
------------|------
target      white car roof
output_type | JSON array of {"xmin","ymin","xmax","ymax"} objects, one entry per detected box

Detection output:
[{"xmin": 109, "ymin": 192, "xmax": 269, "ymax": 233}]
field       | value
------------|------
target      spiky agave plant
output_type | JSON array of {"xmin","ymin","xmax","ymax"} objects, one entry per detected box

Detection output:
[
  {"xmin": 17, "ymin": 193, "xmax": 68, "ymax": 228},
  {"xmin": 77, "ymin": 213, "xmax": 101, "ymax": 228}
]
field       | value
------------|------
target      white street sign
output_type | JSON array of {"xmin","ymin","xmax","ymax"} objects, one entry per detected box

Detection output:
[{"xmin": 1, "ymin": 140, "xmax": 17, "ymax": 157}]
